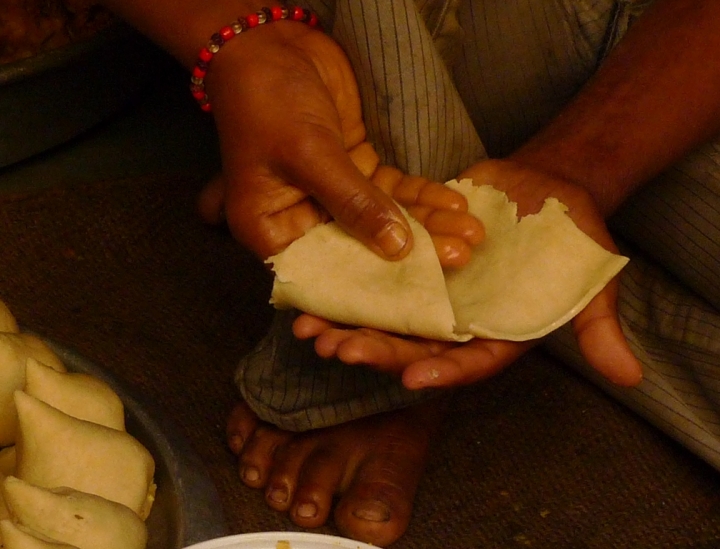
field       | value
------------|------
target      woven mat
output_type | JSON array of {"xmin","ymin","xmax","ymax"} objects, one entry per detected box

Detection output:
[{"xmin": 1, "ymin": 174, "xmax": 719, "ymax": 548}]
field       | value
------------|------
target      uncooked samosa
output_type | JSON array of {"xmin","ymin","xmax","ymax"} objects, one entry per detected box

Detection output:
[
  {"xmin": 2, "ymin": 476, "xmax": 147, "ymax": 549},
  {"xmin": 268, "ymin": 180, "xmax": 629, "ymax": 342},
  {"xmin": 13, "ymin": 392, "xmax": 155, "ymax": 519},
  {"xmin": 0, "ymin": 519, "xmax": 79, "ymax": 548},
  {"xmin": 0, "ymin": 299, "xmax": 19, "ymax": 333},
  {"xmin": 24, "ymin": 358, "xmax": 125, "ymax": 431},
  {"xmin": 0, "ymin": 335, "xmax": 66, "ymax": 446}
]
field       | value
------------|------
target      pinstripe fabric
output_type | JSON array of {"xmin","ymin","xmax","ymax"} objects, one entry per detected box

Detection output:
[
  {"xmin": 544, "ymin": 250, "xmax": 720, "ymax": 470},
  {"xmin": 235, "ymin": 0, "xmax": 720, "ymax": 471},
  {"xmin": 236, "ymin": 310, "xmax": 433, "ymax": 432}
]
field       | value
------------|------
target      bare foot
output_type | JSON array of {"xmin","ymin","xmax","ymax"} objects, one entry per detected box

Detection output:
[{"xmin": 226, "ymin": 398, "xmax": 445, "ymax": 547}]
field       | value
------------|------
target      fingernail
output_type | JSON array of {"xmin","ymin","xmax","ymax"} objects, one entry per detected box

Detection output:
[
  {"xmin": 268, "ymin": 487, "xmax": 288, "ymax": 504},
  {"xmin": 242, "ymin": 466, "xmax": 260, "ymax": 483},
  {"xmin": 296, "ymin": 502, "xmax": 318, "ymax": 518},
  {"xmin": 352, "ymin": 501, "xmax": 391, "ymax": 522},
  {"xmin": 376, "ymin": 222, "xmax": 409, "ymax": 258}
]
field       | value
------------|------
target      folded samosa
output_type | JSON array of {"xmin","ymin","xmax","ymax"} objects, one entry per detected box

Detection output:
[
  {"xmin": 24, "ymin": 358, "xmax": 125, "ymax": 431},
  {"xmin": 269, "ymin": 180, "xmax": 629, "ymax": 342},
  {"xmin": 2, "ymin": 477, "xmax": 147, "ymax": 549},
  {"xmin": 0, "ymin": 299, "xmax": 19, "ymax": 333},
  {"xmin": 0, "ymin": 335, "xmax": 66, "ymax": 446},
  {"xmin": 0, "ymin": 519, "xmax": 79, "ymax": 548},
  {"xmin": 14, "ymin": 392, "xmax": 155, "ymax": 519}
]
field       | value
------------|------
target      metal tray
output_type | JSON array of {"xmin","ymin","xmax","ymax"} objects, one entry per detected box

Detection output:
[
  {"xmin": 0, "ymin": 22, "xmax": 159, "ymax": 168},
  {"xmin": 43, "ymin": 339, "xmax": 228, "ymax": 548}
]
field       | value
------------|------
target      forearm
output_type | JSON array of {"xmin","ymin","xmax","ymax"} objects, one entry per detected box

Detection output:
[
  {"xmin": 510, "ymin": 0, "xmax": 720, "ymax": 216},
  {"xmin": 98, "ymin": 0, "xmax": 277, "ymax": 68}
]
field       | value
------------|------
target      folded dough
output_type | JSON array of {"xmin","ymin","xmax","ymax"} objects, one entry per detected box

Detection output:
[
  {"xmin": 14, "ymin": 391, "xmax": 155, "ymax": 520},
  {"xmin": 269, "ymin": 206, "xmax": 462, "ymax": 341},
  {"xmin": 268, "ymin": 180, "xmax": 629, "ymax": 342},
  {"xmin": 2, "ymin": 477, "xmax": 147, "ymax": 549},
  {"xmin": 0, "ymin": 519, "xmax": 79, "ymax": 548},
  {"xmin": 24, "ymin": 358, "xmax": 125, "ymax": 431},
  {"xmin": 0, "ymin": 335, "xmax": 66, "ymax": 446},
  {"xmin": 0, "ymin": 299, "xmax": 19, "ymax": 333}
]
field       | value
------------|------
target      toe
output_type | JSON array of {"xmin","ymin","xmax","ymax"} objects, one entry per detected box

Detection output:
[
  {"xmin": 262, "ymin": 439, "xmax": 316, "ymax": 512},
  {"xmin": 333, "ymin": 409, "xmax": 436, "ymax": 547},
  {"xmin": 287, "ymin": 446, "xmax": 349, "ymax": 528},
  {"xmin": 334, "ymin": 468, "xmax": 418, "ymax": 547},
  {"xmin": 238, "ymin": 424, "xmax": 293, "ymax": 489},
  {"xmin": 226, "ymin": 400, "xmax": 259, "ymax": 455}
]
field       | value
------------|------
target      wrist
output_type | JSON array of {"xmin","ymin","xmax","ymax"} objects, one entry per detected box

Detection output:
[{"xmin": 190, "ymin": 6, "xmax": 320, "ymax": 112}]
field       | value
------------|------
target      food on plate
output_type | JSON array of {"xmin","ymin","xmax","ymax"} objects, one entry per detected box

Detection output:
[
  {"xmin": 2, "ymin": 476, "xmax": 147, "ymax": 549},
  {"xmin": 268, "ymin": 179, "xmax": 629, "ymax": 342},
  {"xmin": 1, "ymin": 518, "xmax": 79, "ymax": 548},
  {"xmin": 0, "ymin": 334, "xmax": 67, "ymax": 447},
  {"xmin": 0, "ymin": 0, "xmax": 114, "ymax": 65},
  {"xmin": 14, "ymin": 391, "xmax": 155, "ymax": 519},
  {"xmin": 24, "ymin": 358, "xmax": 125, "ymax": 431}
]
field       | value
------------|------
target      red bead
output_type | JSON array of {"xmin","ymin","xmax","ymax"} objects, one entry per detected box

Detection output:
[
  {"xmin": 246, "ymin": 13, "xmax": 259, "ymax": 27},
  {"xmin": 198, "ymin": 47, "xmax": 213, "ymax": 63},
  {"xmin": 270, "ymin": 6, "xmax": 283, "ymax": 20},
  {"xmin": 220, "ymin": 26, "xmax": 234, "ymax": 40},
  {"xmin": 200, "ymin": 102, "xmax": 212, "ymax": 113},
  {"xmin": 191, "ymin": 89, "xmax": 206, "ymax": 101},
  {"xmin": 192, "ymin": 65, "xmax": 207, "ymax": 79},
  {"xmin": 308, "ymin": 12, "xmax": 318, "ymax": 26},
  {"xmin": 290, "ymin": 6, "xmax": 304, "ymax": 20}
]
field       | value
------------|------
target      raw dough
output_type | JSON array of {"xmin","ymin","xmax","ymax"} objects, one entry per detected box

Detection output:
[{"xmin": 268, "ymin": 179, "xmax": 628, "ymax": 342}]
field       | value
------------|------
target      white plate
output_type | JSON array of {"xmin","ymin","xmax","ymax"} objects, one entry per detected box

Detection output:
[{"xmin": 183, "ymin": 532, "xmax": 379, "ymax": 549}]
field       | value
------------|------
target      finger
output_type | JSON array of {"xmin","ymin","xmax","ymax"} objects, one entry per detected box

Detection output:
[
  {"xmin": 197, "ymin": 173, "xmax": 227, "ymax": 225},
  {"xmin": 572, "ymin": 281, "xmax": 643, "ymax": 386},
  {"xmin": 348, "ymin": 142, "xmax": 380, "ymax": 179},
  {"xmin": 391, "ymin": 174, "xmax": 468, "ymax": 212},
  {"xmin": 313, "ymin": 328, "xmax": 450, "ymax": 375},
  {"xmin": 431, "ymin": 235, "xmax": 474, "ymax": 269},
  {"xmin": 278, "ymin": 132, "xmax": 414, "ymax": 261},
  {"xmin": 293, "ymin": 313, "xmax": 338, "ymax": 339},
  {"xmin": 225, "ymin": 183, "xmax": 325, "ymax": 258},
  {"xmin": 401, "ymin": 339, "xmax": 533, "ymax": 389},
  {"xmin": 406, "ymin": 207, "xmax": 485, "ymax": 245}
]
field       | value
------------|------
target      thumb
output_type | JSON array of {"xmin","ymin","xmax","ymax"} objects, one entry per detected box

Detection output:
[
  {"xmin": 285, "ymin": 137, "xmax": 415, "ymax": 261},
  {"xmin": 573, "ymin": 282, "xmax": 643, "ymax": 386}
]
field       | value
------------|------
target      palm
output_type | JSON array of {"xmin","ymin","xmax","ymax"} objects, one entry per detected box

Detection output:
[{"xmin": 295, "ymin": 160, "xmax": 642, "ymax": 389}]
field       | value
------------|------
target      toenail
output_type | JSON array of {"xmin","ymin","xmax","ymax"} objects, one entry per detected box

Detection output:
[
  {"xmin": 268, "ymin": 487, "xmax": 288, "ymax": 504},
  {"xmin": 228, "ymin": 435, "xmax": 244, "ymax": 454},
  {"xmin": 242, "ymin": 466, "xmax": 260, "ymax": 483},
  {"xmin": 352, "ymin": 501, "xmax": 391, "ymax": 522},
  {"xmin": 296, "ymin": 502, "xmax": 318, "ymax": 519}
]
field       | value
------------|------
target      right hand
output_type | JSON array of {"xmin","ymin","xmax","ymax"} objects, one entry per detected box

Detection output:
[{"xmin": 196, "ymin": 21, "xmax": 415, "ymax": 261}]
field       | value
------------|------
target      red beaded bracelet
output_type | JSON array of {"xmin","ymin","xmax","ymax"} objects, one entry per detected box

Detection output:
[{"xmin": 190, "ymin": 5, "xmax": 320, "ymax": 112}]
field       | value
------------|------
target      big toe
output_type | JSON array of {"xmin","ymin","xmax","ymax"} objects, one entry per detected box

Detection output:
[{"xmin": 334, "ymin": 480, "xmax": 415, "ymax": 547}]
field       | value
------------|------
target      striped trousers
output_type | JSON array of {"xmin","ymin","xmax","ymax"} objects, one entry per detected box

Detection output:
[{"xmin": 235, "ymin": 0, "xmax": 720, "ymax": 471}]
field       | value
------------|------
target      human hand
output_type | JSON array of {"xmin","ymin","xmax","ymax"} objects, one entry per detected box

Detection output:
[
  {"xmin": 293, "ymin": 159, "xmax": 642, "ymax": 389},
  {"xmin": 195, "ymin": 22, "xmax": 415, "ymax": 261}
]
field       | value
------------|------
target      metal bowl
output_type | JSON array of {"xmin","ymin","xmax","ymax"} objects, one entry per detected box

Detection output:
[{"xmin": 0, "ymin": 22, "xmax": 159, "ymax": 168}]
